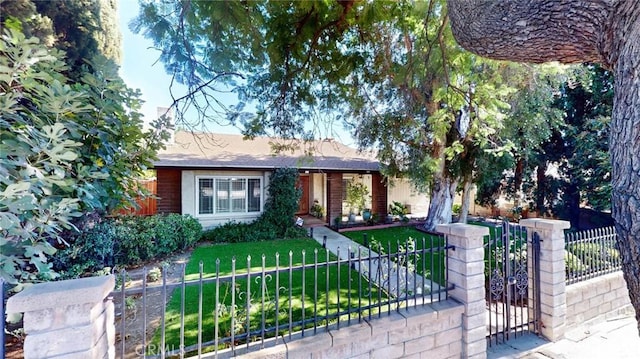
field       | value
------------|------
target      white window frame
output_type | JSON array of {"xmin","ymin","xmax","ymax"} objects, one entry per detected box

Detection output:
[{"xmin": 196, "ymin": 176, "xmax": 263, "ymax": 216}]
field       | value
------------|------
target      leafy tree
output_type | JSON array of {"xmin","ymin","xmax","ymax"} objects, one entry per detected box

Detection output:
[
  {"xmin": 546, "ymin": 66, "xmax": 613, "ymax": 226},
  {"xmin": 447, "ymin": 0, "xmax": 640, "ymax": 332},
  {"xmin": 133, "ymin": 0, "xmax": 548, "ymax": 230},
  {"xmin": 1, "ymin": 0, "xmax": 121, "ymax": 81},
  {"xmin": 0, "ymin": 29, "xmax": 169, "ymax": 288}
]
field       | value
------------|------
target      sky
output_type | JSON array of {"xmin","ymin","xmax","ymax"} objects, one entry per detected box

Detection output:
[
  {"xmin": 118, "ymin": 1, "xmax": 176, "ymax": 126},
  {"xmin": 118, "ymin": 1, "xmax": 240, "ymax": 134}
]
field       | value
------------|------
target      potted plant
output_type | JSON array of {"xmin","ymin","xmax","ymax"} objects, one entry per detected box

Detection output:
[
  {"xmin": 345, "ymin": 181, "xmax": 370, "ymax": 222},
  {"xmin": 310, "ymin": 200, "xmax": 325, "ymax": 219},
  {"xmin": 362, "ymin": 208, "xmax": 372, "ymax": 221}
]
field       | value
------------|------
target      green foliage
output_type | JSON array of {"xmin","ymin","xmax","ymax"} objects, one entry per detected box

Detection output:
[
  {"xmin": 310, "ymin": 200, "xmax": 325, "ymax": 219},
  {"xmin": 389, "ymin": 201, "xmax": 408, "ymax": 216},
  {"xmin": 53, "ymin": 220, "xmax": 117, "ymax": 279},
  {"xmin": 1, "ymin": 0, "xmax": 122, "ymax": 81},
  {"xmin": 261, "ymin": 168, "xmax": 303, "ymax": 232},
  {"xmin": 202, "ymin": 168, "xmax": 306, "ymax": 243},
  {"xmin": 345, "ymin": 181, "xmax": 370, "ymax": 214},
  {"xmin": 565, "ymin": 242, "xmax": 620, "ymax": 275},
  {"xmin": 53, "ymin": 214, "xmax": 202, "ymax": 277},
  {"xmin": 0, "ymin": 29, "xmax": 170, "ymax": 287},
  {"xmin": 132, "ymin": 0, "xmax": 576, "ymax": 231}
]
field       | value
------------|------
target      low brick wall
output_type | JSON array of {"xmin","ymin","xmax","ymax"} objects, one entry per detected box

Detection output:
[
  {"xmin": 566, "ymin": 271, "xmax": 633, "ymax": 329},
  {"xmin": 230, "ymin": 300, "xmax": 464, "ymax": 359}
]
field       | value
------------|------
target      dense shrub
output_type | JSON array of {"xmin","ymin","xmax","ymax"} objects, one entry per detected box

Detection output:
[
  {"xmin": 202, "ymin": 168, "xmax": 306, "ymax": 243},
  {"xmin": 53, "ymin": 214, "xmax": 202, "ymax": 278}
]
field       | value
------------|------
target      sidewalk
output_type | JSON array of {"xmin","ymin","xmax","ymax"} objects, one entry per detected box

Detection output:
[{"xmin": 488, "ymin": 314, "xmax": 640, "ymax": 359}]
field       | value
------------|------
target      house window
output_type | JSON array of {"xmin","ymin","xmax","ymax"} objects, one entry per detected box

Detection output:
[
  {"xmin": 342, "ymin": 179, "xmax": 351, "ymax": 201},
  {"xmin": 197, "ymin": 177, "xmax": 262, "ymax": 215}
]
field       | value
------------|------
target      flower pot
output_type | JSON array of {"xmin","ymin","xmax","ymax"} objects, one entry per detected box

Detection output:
[
  {"xmin": 348, "ymin": 213, "xmax": 357, "ymax": 223},
  {"xmin": 362, "ymin": 209, "xmax": 372, "ymax": 221}
]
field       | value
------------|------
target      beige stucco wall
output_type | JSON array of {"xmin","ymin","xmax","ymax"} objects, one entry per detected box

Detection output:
[
  {"xmin": 386, "ymin": 178, "xmax": 429, "ymax": 216},
  {"xmin": 310, "ymin": 172, "xmax": 326, "ymax": 211}
]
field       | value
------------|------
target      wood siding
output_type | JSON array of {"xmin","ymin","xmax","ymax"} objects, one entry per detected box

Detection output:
[{"xmin": 156, "ymin": 168, "xmax": 182, "ymax": 214}]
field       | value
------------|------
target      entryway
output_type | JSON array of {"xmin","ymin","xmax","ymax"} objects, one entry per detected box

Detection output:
[{"xmin": 486, "ymin": 221, "xmax": 541, "ymax": 347}]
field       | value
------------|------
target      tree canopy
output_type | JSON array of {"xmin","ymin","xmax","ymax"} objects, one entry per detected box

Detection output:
[
  {"xmin": 133, "ymin": 0, "xmax": 570, "ymax": 229},
  {"xmin": 1, "ymin": 0, "xmax": 121, "ymax": 81}
]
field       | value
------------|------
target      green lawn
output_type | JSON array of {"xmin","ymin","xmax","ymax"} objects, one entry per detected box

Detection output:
[
  {"xmin": 341, "ymin": 226, "xmax": 447, "ymax": 284},
  {"xmin": 153, "ymin": 238, "xmax": 385, "ymax": 353}
]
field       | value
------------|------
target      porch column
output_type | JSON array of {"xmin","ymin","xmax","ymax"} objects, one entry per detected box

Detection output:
[
  {"xmin": 6, "ymin": 275, "xmax": 116, "ymax": 358},
  {"xmin": 436, "ymin": 223, "xmax": 488, "ymax": 359},
  {"xmin": 520, "ymin": 219, "xmax": 570, "ymax": 341},
  {"xmin": 371, "ymin": 172, "xmax": 388, "ymax": 221},
  {"xmin": 326, "ymin": 172, "xmax": 343, "ymax": 225}
]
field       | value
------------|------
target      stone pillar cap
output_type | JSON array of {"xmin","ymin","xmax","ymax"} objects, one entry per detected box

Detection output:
[
  {"xmin": 519, "ymin": 218, "xmax": 570, "ymax": 230},
  {"xmin": 435, "ymin": 223, "xmax": 490, "ymax": 237},
  {"xmin": 6, "ymin": 275, "xmax": 115, "ymax": 314}
]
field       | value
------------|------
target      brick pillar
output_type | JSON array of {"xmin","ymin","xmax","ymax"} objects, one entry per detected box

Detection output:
[
  {"xmin": 520, "ymin": 218, "xmax": 570, "ymax": 341},
  {"xmin": 436, "ymin": 223, "xmax": 488, "ymax": 359},
  {"xmin": 371, "ymin": 172, "xmax": 388, "ymax": 221},
  {"xmin": 326, "ymin": 172, "xmax": 343, "ymax": 225},
  {"xmin": 7, "ymin": 275, "xmax": 116, "ymax": 359}
]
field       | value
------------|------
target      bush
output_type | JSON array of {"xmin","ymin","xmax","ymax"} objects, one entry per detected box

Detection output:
[
  {"xmin": 53, "ymin": 221, "xmax": 118, "ymax": 279},
  {"xmin": 53, "ymin": 214, "xmax": 202, "ymax": 277}
]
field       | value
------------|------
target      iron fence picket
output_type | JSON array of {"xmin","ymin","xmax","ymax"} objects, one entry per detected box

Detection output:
[
  {"xmin": 214, "ymin": 259, "xmax": 220, "ymax": 357},
  {"xmin": 337, "ymin": 247, "xmax": 341, "ymax": 329},
  {"xmin": 0, "ymin": 278, "xmax": 4, "ymax": 359},
  {"xmin": 347, "ymin": 246, "xmax": 352, "ymax": 325},
  {"xmin": 180, "ymin": 264, "xmax": 186, "ymax": 359},
  {"xmin": 313, "ymin": 249, "xmax": 317, "ymax": 334},
  {"xmin": 300, "ymin": 251, "xmax": 305, "ymax": 337},
  {"xmin": 565, "ymin": 226, "xmax": 620, "ymax": 285},
  {"xmin": 111, "ymin": 241, "xmax": 451, "ymax": 358},
  {"xmin": 245, "ymin": 255, "xmax": 251, "ymax": 352},
  {"xmin": 197, "ymin": 261, "xmax": 203, "ymax": 358},
  {"xmin": 142, "ymin": 268, "xmax": 148, "ymax": 357},
  {"xmin": 261, "ymin": 254, "xmax": 266, "ymax": 348}
]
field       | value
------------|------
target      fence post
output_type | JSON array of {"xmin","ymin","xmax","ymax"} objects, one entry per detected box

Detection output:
[
  {"xmin": 436, "ymin": 223, "xmax": 488, "ymax": 359},
  {"xmin": 520, "ymin": 218, "xmax": 570, "ymax": 341},
  {"xmin": 6, "ymin": 275, "xmax": 116, "ymax": 359}
]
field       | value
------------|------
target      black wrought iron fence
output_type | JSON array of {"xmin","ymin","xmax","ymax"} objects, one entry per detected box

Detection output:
[
  {"xmin": 565, "ymin": 226, "xmax": 621, "ymax": 285},
  {"xmin": 1, "ymin": 278, "xmax": 5, "ymax": 359},
  {"xmin": 112, "ymin": 238, "xmax": 452, "ymax": 358}
]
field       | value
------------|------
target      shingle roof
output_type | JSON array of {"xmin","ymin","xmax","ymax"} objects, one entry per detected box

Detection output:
[{"xmin": 154, "ymin": 131, "xmax": 380, "ymax": 172}]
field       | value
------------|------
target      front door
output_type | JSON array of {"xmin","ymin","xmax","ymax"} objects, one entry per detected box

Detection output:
[{"xmin": 296, "ymin": 176, "xmax": 310, "ymax": 215}]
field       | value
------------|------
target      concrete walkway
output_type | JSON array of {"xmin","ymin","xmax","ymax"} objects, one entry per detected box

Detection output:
[
  {"xmin": 307, "ymin": 225, "xmax": 438, "ymax": 299},
  {"xmin": 488, "ymin": 314, "xmax": 640, "ymax": 358}
]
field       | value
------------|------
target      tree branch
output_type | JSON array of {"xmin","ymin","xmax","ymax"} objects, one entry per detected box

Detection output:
[{"xmin": 447, "ymin": 0, "xmax": 614, "ymax": 67}]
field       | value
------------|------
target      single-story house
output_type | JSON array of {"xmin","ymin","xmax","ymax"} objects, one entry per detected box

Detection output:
[{"xmin": 152, "ymin": 131, "xmax": 431, "ymax": 229}]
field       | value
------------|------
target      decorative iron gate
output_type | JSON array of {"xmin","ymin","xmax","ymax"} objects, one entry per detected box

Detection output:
[{"xmin": 486, "ymin": 221, "xmax": 541, "ymax": 346}]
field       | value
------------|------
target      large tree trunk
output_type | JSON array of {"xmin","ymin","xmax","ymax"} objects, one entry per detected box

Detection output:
[
  {"xmin": 535, "ymin": 161, "xmax": 546, "ymax": 215},
  {"xmin": 610, "ymin": 15, "xmax": 640, "ymax": 331},
  {"xmin": 424, "ymin": 172, "xmax": 458, "ymax": 231},
  {"xmin": 446, "ymin": 0, "xmax": 640, "ymax": 331},
  {"xmin": 458, "ymin": 173, "xmax": 473, "ymax": 224}
]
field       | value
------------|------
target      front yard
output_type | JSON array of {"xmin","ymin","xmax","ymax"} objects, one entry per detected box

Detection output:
[{"xmin": 153, "ymin": 238, "xmax": 385, "ymax": 354}]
